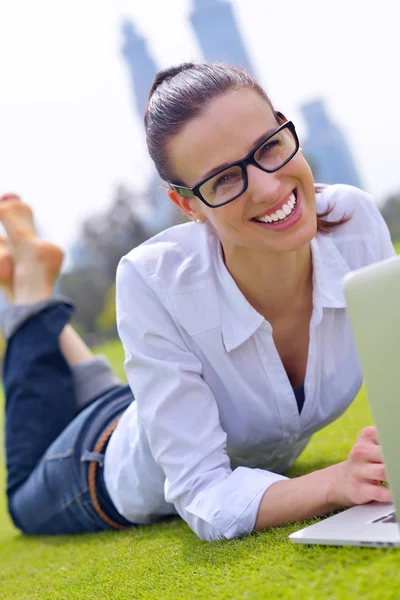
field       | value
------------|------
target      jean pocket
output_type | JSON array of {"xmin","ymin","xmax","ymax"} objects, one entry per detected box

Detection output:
[{"xmin": 45, "ymin": 447, "xmax": 74, "ymax": 461}]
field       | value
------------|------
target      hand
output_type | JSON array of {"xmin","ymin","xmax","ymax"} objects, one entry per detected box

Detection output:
[{"xmin": 328, "ymin": 426, "xmax": 392, "ymax": 508}]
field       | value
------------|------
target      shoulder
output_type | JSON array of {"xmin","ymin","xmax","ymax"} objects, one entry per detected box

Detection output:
[
  {"xmin": 117, "ymin": 221, "xmax": 218, "ymax": 295},
  {"xmin": 316, "ymin": 184, "xmax": 380, "ymax": 230},
  {"xmin": 315, "ymin": 184, "xmax": 394, "ymax": 268}
]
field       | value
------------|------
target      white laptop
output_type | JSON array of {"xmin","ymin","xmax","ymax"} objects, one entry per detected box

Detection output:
[{"xmin": 290, "ymin": 255, "xmax": 400, "ymax": 548}]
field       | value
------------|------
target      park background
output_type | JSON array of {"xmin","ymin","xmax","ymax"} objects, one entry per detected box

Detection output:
[
  {"xmin": 1, "ymin": 1, "xmax": 400, "ymax": 598},
  {"xmin": 0, "ymin": 0, "xmax": 400, "ymax": 347}
]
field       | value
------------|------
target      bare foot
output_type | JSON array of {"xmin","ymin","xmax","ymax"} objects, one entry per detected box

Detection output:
[
  {"xmin": 0, "ymin": 194, "xmax": 64, "ymax": 305},
  {"xmin": 0, "ymin": 237, "xmax": 13, "ymax": 302}
]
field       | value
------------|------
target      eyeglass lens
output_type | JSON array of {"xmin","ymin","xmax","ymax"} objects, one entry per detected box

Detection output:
[{"xmin": 199, "ymin": 127, "xmax": 297, "ymax": 206}]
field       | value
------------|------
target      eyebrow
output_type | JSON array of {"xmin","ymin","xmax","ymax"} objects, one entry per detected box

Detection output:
[{"xmin": 199, "ymin": 127, "xmax": 278, "ymax": 181}]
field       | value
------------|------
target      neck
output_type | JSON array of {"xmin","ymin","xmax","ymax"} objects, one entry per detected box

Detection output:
[{"xmin": 222, "ymin": 243, "xmax": 312, "ymax": 321}]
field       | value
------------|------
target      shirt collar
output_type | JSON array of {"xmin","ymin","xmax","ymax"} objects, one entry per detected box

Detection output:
[
  {"xmin": 215, "ymin": 232, "xmax": 350, "ymax": 352},
  {"xmin": 311, "ymin": 232, "xmax": 351, "ymax": 311},
  {"xmin": 214, "ymin": 241, "xmax": 266, "ymax": 352}
]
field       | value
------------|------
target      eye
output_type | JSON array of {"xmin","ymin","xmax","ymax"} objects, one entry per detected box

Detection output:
[
  {"xmin": 212, "ymin": 171, "xmax": 241, "ymax": 191},
  {"xmin": 258, "ymin": 139, "xmax": 281, "ymax": 156}
]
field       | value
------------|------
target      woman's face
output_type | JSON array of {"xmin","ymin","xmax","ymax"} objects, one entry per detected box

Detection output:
[{"xmin": 167, "ymin": 88, "xmax": 317, "ymax": 255}]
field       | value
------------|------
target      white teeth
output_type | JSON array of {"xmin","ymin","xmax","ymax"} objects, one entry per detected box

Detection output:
[{"xmin": 254, "ymin": 191, "xmax": 297, "ymax": 224}]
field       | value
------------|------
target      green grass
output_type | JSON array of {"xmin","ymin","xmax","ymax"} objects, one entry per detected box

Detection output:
[
  {"xmin": 2, "ymin": 353, "xmax": 400, "ymax": 599},
  {"xmin": 2, "ymin": 235, "xmax": 400, "ymax": 600},
  {"xmin": 93, "ymin": 338, "xmax": 128, "ymax": 383}
]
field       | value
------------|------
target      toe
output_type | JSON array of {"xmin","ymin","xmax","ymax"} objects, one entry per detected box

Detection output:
[
  {"xmin": 0, "ymin": 193, "xmax": 22, "ymax": 203},
  {"xmin": 0, "ymin": 237, "xmax": 13, "ymax": 287}
]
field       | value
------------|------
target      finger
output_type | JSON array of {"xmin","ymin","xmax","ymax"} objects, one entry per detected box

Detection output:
[
  {"xmin": 365, "ymin": 444, "xmax": 385, "ymax": 464},
  {"xmin": 357, "ymin": 462, "xmax": 387, "ymax": 483},
  {"xmin": 357, "ymin": 426, "xmax": 379, "ymax": 445},
  {"xmin": 350, "ymin": 442, "xmax": 384, "ymax": 464},
  {"xmin": 366, "ymin": 483, "xmax": 393, "ymax": 504}
]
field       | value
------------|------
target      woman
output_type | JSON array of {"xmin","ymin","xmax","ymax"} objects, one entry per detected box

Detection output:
[{"xmin": 2, "ymin": 62, "xmax": 394, "ymax": 541}]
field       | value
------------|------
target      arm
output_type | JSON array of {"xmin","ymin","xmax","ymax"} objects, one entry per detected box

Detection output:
[
  {"xmin": 116, "ymin": 254, "xmax": 391, "ymax": 540},
  {"xmin": 255, "ymin": 426, "xmax": 392, "ymax": 530},
  {"xmin": 255, "ymin": 464, "xmax": 340, "ymax": 529},
  {"xmin": 116, "ymin": 256, "xmax": 287, "ymax": 541}
]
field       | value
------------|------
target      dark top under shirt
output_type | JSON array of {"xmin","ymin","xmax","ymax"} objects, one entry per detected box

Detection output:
[{"xmin": 293, "ymin": 385, "xmax": 305, "ymax": 414}]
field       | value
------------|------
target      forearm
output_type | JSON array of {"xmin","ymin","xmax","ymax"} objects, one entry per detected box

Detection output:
[{"xmin": 254, "ymin": 462, "xmax": 345, "ymax": 531}]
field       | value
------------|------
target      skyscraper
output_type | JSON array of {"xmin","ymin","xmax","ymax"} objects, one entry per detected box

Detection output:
[
  {"xmin": 121, "ymin": 20, "xmax": 158, "ymax": 119},
  {"xmin": 301, "ymin": 100, "xmax": 362, "ymax": 188},
  {"xmin": 120, "ymin": 20, "xmax": 178, "ymax": 232},
  {"xmin": 190, "ymin": 0, "xmax": 255, "ymax": 73}
]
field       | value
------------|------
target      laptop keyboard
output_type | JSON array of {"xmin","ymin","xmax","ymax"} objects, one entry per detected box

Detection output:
[{"xmin": 372, "ymin": 511, "xmax": 398, "ymax": 524}]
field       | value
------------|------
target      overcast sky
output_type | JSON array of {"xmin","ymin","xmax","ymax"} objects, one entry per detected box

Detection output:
[{"xmin": 0, "ymin": 0, "xmax": 399, "ymax": 250}]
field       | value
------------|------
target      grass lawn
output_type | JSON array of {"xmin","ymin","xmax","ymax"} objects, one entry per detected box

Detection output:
[
  {"xmin": 1, "ymin": 344, "xmax": 400, "ymax": 599},
  {"xmin": 2, "ymin": 234, "xmax": 400, "ymax": 600}
]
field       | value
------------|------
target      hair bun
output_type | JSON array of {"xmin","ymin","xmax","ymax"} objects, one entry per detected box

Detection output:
[{"xmin": 148, "ymin": 63, "xmax": 196, "ymax": 99}]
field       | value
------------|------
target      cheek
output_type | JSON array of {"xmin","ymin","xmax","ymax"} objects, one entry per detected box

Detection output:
[
  {"xmin": 189, "ymin": 198, "xmax": 205, "ymax": 215},
  {"xmin": 299, "ymin": 156, "xmax": 314, "ymax": 184},
  {"xmin": 206, "ymin": 212, "xmax": 245, "ymax": 242},
  {"xmin": 208, "ymin": 201, "xmax": 245, "ymax": 227},
  {"xmin": 288, "ymin": 151, "xmax": 313, "ymax": 178}
]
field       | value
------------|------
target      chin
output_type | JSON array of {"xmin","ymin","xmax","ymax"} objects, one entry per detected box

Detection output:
[{"xmin": 274, "ymin": 217, "xmax": 317, "ymax": 253}]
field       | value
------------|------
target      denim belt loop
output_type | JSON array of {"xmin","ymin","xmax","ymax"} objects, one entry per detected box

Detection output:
[
  {"xmin": 81, "ymin": 451, "xmax": 105, "ymax": 466},
  {"xmin": 86, "ymin": 416, "xmax": 130, "ymax": 531}
]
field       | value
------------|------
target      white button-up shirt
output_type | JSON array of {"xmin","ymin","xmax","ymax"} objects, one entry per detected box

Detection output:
[{"xmin": 104, "ymin": 185, "xmax": 395, "ymax": 541}]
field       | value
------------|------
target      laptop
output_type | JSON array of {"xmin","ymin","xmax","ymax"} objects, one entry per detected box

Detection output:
[{"xmin": 290, "ymin": 255, "xmax": 400, "ymax": 547}]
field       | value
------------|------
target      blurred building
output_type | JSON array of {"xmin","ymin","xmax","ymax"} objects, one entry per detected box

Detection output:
[
  {"xmin": 121, "ymin": 20, "xmax": 158, "ymax": 120},
  {"xmin": 190, "ymin": 0, "xmax": 254, "ymax": 73},
  {"xmin": 120, "ymin": 20, "xmax": 178, "ymax": 233},
  {"xmin": 301, "ymin": 100, "xmax": 362, "ymax": 188},
  {"xmin": 121, "ymin": 1, "xmax": 257, "ymax": 235},
  {"xmin": 120, "ymin": 5, "xmax": 362, "ymax": 239}
]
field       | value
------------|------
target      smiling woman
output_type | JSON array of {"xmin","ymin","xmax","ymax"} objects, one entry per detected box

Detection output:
[{"xmin": 1, "ymin": 62, "xmax": 396, "ymax": 542}]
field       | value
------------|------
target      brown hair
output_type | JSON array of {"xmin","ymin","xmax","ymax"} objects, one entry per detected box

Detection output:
[{"xmin": 144, "ymin": 62, "xmax": 349, "ymax": 233}]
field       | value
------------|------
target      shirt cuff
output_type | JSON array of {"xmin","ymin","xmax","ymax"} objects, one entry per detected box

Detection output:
[{"xmin": 185, "ymin": 467, "xmax": 288, "ymax": 541}]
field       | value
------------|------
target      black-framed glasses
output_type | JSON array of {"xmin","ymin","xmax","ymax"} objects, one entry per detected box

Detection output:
[{"xmin": 169, "ymin": 121, "xmax": 299, "ymax": 208}]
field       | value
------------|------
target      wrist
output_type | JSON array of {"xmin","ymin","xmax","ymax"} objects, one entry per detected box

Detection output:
[{"xmin": 324, "ymin": 462, "xmax": 346, "ymax": 510}]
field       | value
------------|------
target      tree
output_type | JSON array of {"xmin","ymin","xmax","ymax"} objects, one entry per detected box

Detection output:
[
  {"xmin": 95, "ymin": 282, "xmax": 117, "ymax": 337},
  {"xmin": 80, "ymin": 185, "xmax": 150, "ymax": 282},
  {"xmin": 61, "ymin": 185, "xmax": 155, "ymax": 340},
  {"xmin": 380, "ymin": 194, "xmax": 400, "ymax": 240},
  {"xmin": 59, "ymin": 266, "xmax": 110, "ymax": 336}
]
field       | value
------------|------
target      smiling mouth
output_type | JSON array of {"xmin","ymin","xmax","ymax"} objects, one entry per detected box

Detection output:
[{"xmin": 251, "ymin": 190, "xmax": 297, "ymax": 224}]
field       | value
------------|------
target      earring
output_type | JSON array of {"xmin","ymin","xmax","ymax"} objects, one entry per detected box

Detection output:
[{"xmin": 195, "ymin": 218, "xmax": 204, "ymax": 224}]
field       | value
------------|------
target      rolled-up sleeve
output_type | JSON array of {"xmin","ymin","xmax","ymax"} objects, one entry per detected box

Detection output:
[{"xmin": 116, "ymin": 257, "xmax": 287, "ymax": 541}]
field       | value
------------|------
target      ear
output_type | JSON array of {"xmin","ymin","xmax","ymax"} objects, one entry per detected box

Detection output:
[
  {"xmin": 167, "ymin": 188, "xmax": 201, "ymax": 221},
  {"xmin": 275, "ymin": 111, "xmax": 288, "ymax": 124}
]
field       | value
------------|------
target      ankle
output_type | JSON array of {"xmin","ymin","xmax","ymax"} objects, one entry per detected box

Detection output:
[
  {"xmin": 13, "ymin": 285, "xmax": 53, "ymax": 306},
  {"xmin": 11, "ymin": 240, "xmax": 64, "ymax": 306}
]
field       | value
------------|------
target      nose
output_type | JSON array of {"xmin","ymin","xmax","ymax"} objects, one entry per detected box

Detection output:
[{"xmin": 246, "ymin": 164, "xmax": 283, "ymax": 204}]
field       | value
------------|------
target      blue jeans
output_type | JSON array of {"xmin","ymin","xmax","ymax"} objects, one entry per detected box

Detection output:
[{"xmin": 4, "ymin": 301, "xmax": 135, "ymax": 534}]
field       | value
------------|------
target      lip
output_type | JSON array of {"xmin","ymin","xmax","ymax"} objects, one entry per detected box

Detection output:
[
  {"xmin": 251, "ymin": 190, "xmax": 303, "ymax": 233},
  {"xmin": 252, "ymin": 190, "xmax": 296, "ymax": 221}
]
